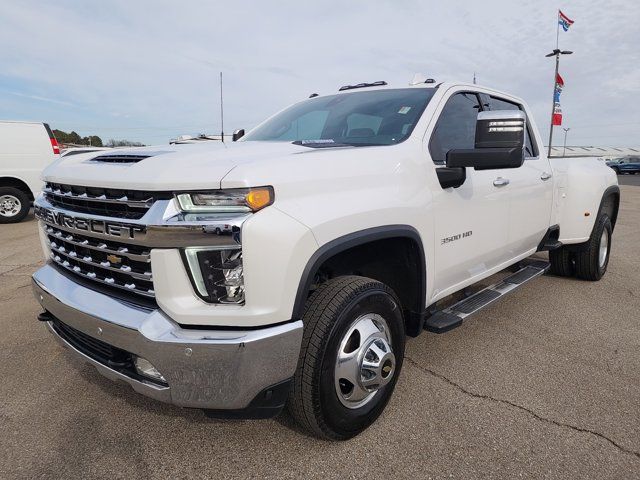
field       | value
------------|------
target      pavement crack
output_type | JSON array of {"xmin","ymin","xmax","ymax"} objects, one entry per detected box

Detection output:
[
  {"xmin": 0, "ymin": 262, "xmax": 41, "ymax": 277},
  {"xmin": 404, "ymin": 356, "xmax": 640, "ymax": 460}
]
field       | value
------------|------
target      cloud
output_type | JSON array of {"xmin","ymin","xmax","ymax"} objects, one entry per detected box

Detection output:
[
  {"xmin": 0, "ymin": 0, "xmax": 638, "ymax": 146},
  {"xmin": 2, "ymin": 90, "xmax": 76, "ymax": 107}
]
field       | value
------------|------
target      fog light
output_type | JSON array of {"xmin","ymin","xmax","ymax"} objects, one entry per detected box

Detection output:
[{"xmin": 134, "ymin": 356, "xmax": 166, "ymax": 383}]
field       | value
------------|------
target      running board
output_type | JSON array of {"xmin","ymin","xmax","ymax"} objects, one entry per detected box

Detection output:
[{"xmin": 424, "ymin": 260, "xmax": 549, "ymax": 334}]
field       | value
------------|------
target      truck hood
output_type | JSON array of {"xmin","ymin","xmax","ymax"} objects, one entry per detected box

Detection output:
[{"xmin": 42, "ymin": 141, "xmax": 326, "ymax": 190}]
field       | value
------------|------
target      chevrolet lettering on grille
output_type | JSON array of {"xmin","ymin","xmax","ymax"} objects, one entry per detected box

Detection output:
[{"xmin": 35, "ymin": 205, "xmax": 146, "ymax": 240}]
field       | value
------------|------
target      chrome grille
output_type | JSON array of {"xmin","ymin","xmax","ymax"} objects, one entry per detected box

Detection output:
[
  {"xmin": 44, "ymin": 183, "xmax": 172, "ymax": 220},
  {"xmin": 44, "ymin": 225, "xmax": 154, "ymax": 298}
]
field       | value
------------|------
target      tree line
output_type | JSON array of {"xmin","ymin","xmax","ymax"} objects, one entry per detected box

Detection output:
[{"xmin": 53, "ymin": 129, "xmax": 145, "ymax": 147}]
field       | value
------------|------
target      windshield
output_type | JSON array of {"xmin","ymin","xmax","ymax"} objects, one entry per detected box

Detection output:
[{"xmin": 242, "ymin": 88, "xmax": 435, "ymax": 147}]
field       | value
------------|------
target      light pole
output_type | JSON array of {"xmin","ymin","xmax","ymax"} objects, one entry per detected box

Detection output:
[
  {"xmin": 562, "ymin": 127, "xmax": 570, "ymax": 157},
  {"xmin": 545, "ymin": 49, "xmax": 572, "ymax": 158}
]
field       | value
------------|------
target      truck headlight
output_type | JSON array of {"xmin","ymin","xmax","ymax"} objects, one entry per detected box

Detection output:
[
  {"xmin": 182, "ymin": 247, "xmax": 245, "ymax": 304},
  {"xmin": 175, "ymin": 187, "xmax": 274, "ymax": 213}
]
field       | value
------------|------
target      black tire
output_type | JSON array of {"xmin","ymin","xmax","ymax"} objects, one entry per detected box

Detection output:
[
  {"xmin": 549, "ymin": 247, "xmax": 574, "ymax": 277},
  {"xmin": 0, "ymin": 187, "xmax": 30, "ymax": 224},
  {"xmin": 574, "ymin": 214, "xmax": 612, "ymax": 281},
  {"xmin": 288, "ymin": 276, "xmax": 405, "ymax": 440}
]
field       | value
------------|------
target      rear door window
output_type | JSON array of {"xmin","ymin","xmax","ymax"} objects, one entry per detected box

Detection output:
[{"xmin": 488, "ymin": 97, "xmax": 538, "ymax": 158}]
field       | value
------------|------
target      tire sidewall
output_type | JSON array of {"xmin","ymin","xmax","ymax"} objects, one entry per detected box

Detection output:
[
  {"xmin": 595, "ymin": 215, "xmax": 612, "ymax": 278},
  {"xmin": 317, "ymin": 287, "xmax": 405, "ymax": 439},
  {"xmin": 0, "ymin": 188, "xmax": 30, "ymax": 224}
]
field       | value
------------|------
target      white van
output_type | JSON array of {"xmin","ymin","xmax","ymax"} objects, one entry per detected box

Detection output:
[{"xmin": 0, "ymin": 120, "xmax": 60, "ymax": 223}]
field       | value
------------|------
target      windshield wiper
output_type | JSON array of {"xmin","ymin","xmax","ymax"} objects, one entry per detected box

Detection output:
[{"xmin": 292, "ymin": 140, "xmax": 352, "ymax": 149}]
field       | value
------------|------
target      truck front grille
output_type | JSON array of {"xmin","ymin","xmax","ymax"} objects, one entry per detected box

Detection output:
[
  {"xmin": 44, "ymin": 182, "xmax": 172, "ymax": 220},
  {"xmin": 44, "ymin": 225, "xmax": 155, "ymax": 298}
]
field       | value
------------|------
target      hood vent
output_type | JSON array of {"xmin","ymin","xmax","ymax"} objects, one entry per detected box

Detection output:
[{"xmin": 91, "ymin": 154, "xmax": 151, "ymax": 163}]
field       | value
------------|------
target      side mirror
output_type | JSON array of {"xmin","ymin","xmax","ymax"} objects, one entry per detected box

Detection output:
[
  {"xmin": 232, "ymin": 129, "xmax": 245, "ymax": 142},
  {"xmin": 446, "ymin": 111, "xmax": 525, "ymax": 170}
]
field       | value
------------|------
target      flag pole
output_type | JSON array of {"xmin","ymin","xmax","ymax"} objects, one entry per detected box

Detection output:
[
  {"xmin": 220, "ymin": 71, "xmax": 224, "ymax": 143},
  {"xmin": 547, "ymin": 52, "xmax": 559, "ymax": 158},
  {"xmin": 556, "ymin": 9, "xmax": 560, "ymax": 49},
  {"xmin": 547, "ymin": 11, "xmax": 573, "ymax": 158},
  {"xmin": 548, "ymin": 10, "xmax": 560, "ymax": 158}
]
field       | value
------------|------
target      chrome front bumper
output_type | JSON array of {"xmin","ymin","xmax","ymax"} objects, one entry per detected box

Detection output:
[{"xmin": 32, "ymin": 264, "xmax": 303, "ymax": 411}]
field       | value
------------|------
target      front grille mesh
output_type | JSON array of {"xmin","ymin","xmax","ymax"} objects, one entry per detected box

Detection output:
[
  {"xmin": 44, "ymin": 182, "xmax": 172, "ymax": 220},
  {"xmin": 44, "ymin": 225, "xmax": 154, "ymax": 298},
  {"xmin": 53, "ymin": 319, "xmax": 126, "ymax": 364}
]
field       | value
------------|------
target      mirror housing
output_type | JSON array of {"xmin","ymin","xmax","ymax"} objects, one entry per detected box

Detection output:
[
  {"xmin": 446, "ymin": 111, "xmax": 526, "ymax": 170},
  {"xmin": 446, "ymin": 147, "xmax": 524, "ymax": 170},
  {"xmin": 232, "ymin": 129, "xmax": 245, "ymax": 142}
]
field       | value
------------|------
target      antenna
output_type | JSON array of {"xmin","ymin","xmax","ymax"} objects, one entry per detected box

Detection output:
[
  {"xmin": 473, "ymin": 72, "xmax": 477, "ymax": 85},
  {"xmin": 220, "ymin": 71, "xmax": 224, "ymax": 142}
]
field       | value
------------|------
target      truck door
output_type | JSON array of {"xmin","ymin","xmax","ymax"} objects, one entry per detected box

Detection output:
[
  {"xmin": 486, "ymin": 96, "xmax": 553, "ymax": 257},
  {"xmin": 428, "ymin": 91, "xmax": 511, "ymax": 299}
]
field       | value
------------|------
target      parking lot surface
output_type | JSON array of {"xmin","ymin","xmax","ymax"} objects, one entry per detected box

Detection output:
[
  {"xmin": 618, "ymin": 174, "xmax": 640, "ymax": 187},
  {"xmin": 1, "ymin": 185, "xmax": 639, "ymax": 479}
]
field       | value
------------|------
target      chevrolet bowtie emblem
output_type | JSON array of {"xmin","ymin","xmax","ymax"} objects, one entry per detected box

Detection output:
[{"xmin": 106, "ymin": 254, "xmax": 122, "ymax": 264}]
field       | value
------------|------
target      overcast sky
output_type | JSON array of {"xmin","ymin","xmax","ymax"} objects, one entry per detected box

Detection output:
[{"xmin": 1, "ymin": 0, "xmax": 638, "ymax": 147}]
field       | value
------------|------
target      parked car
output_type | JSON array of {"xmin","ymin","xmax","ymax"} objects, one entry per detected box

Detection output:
[
  {"xmin": 32, "ymin": 80, "xmax": 618, "ymax": 440},
  {"xmin": 0, "ymin": 120, "xmax": 60, "ymax": 223},
  {"xmin": 606, "ymin": 156, "xmax": 640, "ymax": 174}
]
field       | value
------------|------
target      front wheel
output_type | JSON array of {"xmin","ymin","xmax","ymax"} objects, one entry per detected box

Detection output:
[
  {"xmin": 0, "ymin": 187, "xmax": 30, "ymax": 224},
  {"xmin": 288, "ymin": 276, "xmax": 405, "ymax": 440}
]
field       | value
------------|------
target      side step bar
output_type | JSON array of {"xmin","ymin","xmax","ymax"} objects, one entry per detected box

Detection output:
[{"xmin": 424, "ymin": 260, "xmax": 549, "ymax": 334}]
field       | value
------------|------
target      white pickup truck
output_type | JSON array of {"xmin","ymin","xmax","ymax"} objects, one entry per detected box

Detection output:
[{"xmin": 32, "ymin": 80, "xmax": 619, "ymax": 440}]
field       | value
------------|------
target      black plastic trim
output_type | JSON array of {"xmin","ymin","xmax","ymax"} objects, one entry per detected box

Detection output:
[
  {"xmin": 46, "ymin": 313, "xmax": 168, "ymax": 387},
  {"xmin": 202, "ymin": 378, "xmax": 292, "ymax": 419},
  {"xmin": 536, "ymin": 224, "xmax": 561, "ymax": 252},
  {"xmin": 598, "ymin": 185, "xmax": 620, "ymax": 231},
  {"xmin": 291, "ymin": 225, "xmax": 427, "ymax": 327},
  {"xmin": 436, "ymin": 167, "xmax": 466, "ymax": 189}
]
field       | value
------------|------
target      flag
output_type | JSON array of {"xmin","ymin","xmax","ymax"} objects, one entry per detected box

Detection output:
[
  {"xmin": 553, "ymin": 73, "xmax": 564, "ymax": 125},
  {"xmin": 554, "ymin": 73, "xmax": 564, "ymax": 101},
  {"xmin": 552, "ymin": 104, "xmax": 562, "ymax": 126},
  {"xmin": 558, "ymin": 10, "xmax": 574, "ymax": 31}
]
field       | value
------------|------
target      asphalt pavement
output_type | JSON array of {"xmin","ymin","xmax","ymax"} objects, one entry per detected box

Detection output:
[
  {"xmin": 1, "ymin": 186, "xmax": 639, "ymax": 479},
  {"xmin": 618, "ymin": 174, "xmax": 640, "ymax": 186}
]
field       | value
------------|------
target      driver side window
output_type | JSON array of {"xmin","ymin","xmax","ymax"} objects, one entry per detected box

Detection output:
[{"xmin": 429, "ymin": 92, "xmax": 481, "ymax": 164}]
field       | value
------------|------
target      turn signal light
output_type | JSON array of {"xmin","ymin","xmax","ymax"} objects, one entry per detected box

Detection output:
[{"xmin": 246, "ymin": 188, "xmax": 273, "ymax": 211}]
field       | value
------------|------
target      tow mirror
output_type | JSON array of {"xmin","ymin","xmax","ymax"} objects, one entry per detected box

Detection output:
[
  {"xmin": 232, "ymin": 129, "xmax": 245, "ymax": 142},
  {"xmin": 446, "ymin": 111, "xmax": 525, "ymax": 170}
]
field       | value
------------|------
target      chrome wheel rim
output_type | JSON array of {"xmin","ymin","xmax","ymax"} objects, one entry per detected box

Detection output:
[
  {"xmin": 599, "ymin": 229, "xmax": 609, "ymax": 268},
  {"xmin": 334, "ymin": 313, "xmax": 395, "ymax": 409},
  {"xmin": 0, "ymin": 195, "xmax": 21, "ymax": 217}
]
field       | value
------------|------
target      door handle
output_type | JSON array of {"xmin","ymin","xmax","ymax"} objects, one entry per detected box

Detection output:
[
  {"xmin": 541, "ymin": 172, "xmax": 552, "ymax": 181},
  {"xmin": 493, "ymin": 177, "xmax": 510, "ymax": 187}
]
